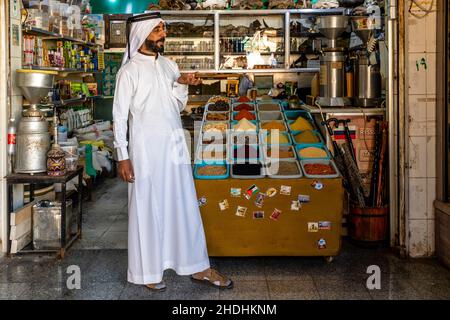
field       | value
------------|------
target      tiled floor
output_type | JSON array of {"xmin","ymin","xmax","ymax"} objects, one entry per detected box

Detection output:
[{"xmin": 0, "ymin": 177, "xmax": 449, "ymax": 300}]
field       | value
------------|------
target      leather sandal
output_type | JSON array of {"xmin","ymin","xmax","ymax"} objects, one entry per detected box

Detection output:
[
  {"xmin": 191, "ymin": 268, "xmax": 233, "ymax": 289},
  {"xmin": 145, "ymin": 281, "xmax": 167, "ymax": 292}
]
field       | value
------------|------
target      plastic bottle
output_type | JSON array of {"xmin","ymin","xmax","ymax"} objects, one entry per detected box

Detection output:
[
  {"xmin": 7, "ymin": 118, "xmax": 16, "ymax": 156},
  {"xmin": 269, "ymin": 53, "xmax": 277, "ymax": 68},
  {"xmin": 57, "ymin": 125, "xmax": 68, "ymax": 143}
]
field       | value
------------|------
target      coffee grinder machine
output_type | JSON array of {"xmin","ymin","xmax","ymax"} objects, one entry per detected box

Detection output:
[
  {"xmin": 350, "ymin": 16, "xmax": 382, "ymax": 107},
  {"xmin": 350, "ymin": 1, "xmax": 382, "ymax": 107},
  {"xmin": 315, "ymin": 15, "xmax": 351, "ymax": 107}
]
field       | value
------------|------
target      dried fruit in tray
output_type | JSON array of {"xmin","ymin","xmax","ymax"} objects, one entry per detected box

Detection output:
[{"xmin": 208, "ymin": 100, "xmax": 230, "ymax": 111}]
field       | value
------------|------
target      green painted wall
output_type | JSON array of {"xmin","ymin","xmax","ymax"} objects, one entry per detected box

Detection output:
[{"xmin": 91, "ymin": 0, "xmax": 158, "ymax": 14}]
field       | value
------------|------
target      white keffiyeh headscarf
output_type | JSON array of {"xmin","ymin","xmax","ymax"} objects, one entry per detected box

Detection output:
[{"xmin": 121, "ymin": 12, "xmax": 164, "ymax": 67}]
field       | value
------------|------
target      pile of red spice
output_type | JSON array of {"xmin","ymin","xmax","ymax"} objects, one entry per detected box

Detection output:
[
  {"xmin": 234, "ymin": 103, "xmax": 254, "ymax": 111},
  {"xmin": 304, "ymin": 163, "xmax": 336, "ymax": 175},
  {"xmin": 237, "ymin": 96, "xmax": 251, "ymax": 102},
  {"xmin": 234, "ymin": 110, "xmax": 256, "ymax": 121}
]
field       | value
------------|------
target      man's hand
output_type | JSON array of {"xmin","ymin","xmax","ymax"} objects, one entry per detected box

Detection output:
[
  {"xmin": 177, "ymin": 73, "xmax": 202, "ymax": 86},
  {"xmin": 118, "ymin": 159, "xmax": 135, "ymax": 183}
]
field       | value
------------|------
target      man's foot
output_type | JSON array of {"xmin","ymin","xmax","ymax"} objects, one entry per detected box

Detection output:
[
  {"xmin": 145, "ymin": 281, "xmax": 167, "ymax": 292},
  {"xmin": 191, "ymin": 268, "xmax": 233, "ymax": 289}
]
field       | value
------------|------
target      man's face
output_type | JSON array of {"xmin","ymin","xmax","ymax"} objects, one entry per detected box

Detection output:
[{"xmin": 145, "ymin": 22, "xmax": 167, "ymax": 53}]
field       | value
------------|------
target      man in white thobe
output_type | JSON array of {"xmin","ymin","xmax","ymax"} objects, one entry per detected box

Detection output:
[{"xmin": 113, "ymin": 12, "xmax": 232, "ymax": 291}]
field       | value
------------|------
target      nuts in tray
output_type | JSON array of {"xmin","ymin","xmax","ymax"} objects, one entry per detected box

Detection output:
[
  {"xmin": 206, "ymin": 113, "xmax": 229, "ymax": 121},
  {"xmin": 203, "ymin": 122, "xmax": 228, "ymax": 133}
]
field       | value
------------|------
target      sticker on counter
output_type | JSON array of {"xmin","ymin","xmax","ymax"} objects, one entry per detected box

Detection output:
[
  {"xmin": 298, "ymin": 194, "xmax": 310, "ymax": 203},
  {"xmin": 236, "ymin": 206, "xmax": 247, "ymax": 217},
  {"xmin": 311, "ymin": 180, "xmax": 324, "ymax": 190},
  {"xmin": 253, "ymin": 211, "xmax": 265, "ymax": 219},
  {"xmin": 319, "ymin": 221, "xmax": 332, "ymax": 230},
  {"xmin": 270, "ymin": 208, "xmax": 282, "ymax": 221},
  {"xmin": 291, "ymin": 200, "xmax": 301, "ymax": 211},
  {"xmin": 255, "ymin": 193, "xmax": 266, "ymax": 208},
  {"xmin": 280, "ymin": 185, "xmax": 292, "ymax": 196},
  {"xmin": 318, "ymin": 238, "xmax": 327, "ymax": 249},
  {"xmin": 244, "ymin": 184, "xmax": 259, "ymax": 200},
  {"xmin": 266, "ymin": 188, "xmax": 277, "ymax": 198},
  {"xmin": 231, "ymin": 188, "xmax": 242, "ymax": 197},
  {"xmin": 308, "ymin": 222, "xmax": 319, "ymax": 232},
  {"xmin": 218, "ymin": 199, "xmax": 229, "ymax": 211},
  {"xmin": 198, "ymin": 196, "xmax": 207, "ymax": 207}
]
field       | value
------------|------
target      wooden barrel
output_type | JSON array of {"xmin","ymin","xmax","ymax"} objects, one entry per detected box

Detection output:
[{"xmin": 349, "ymin": 206, "xmax": 388, "ymax": 242}]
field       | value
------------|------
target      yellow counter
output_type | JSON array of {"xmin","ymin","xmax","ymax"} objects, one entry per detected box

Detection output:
[{"xmin": 195, "ymin": 177, "xmax": 344, "ymax": 257}]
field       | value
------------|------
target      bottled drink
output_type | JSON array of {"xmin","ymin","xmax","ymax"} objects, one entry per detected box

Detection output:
[{"xmin": 7, "ymin": 118, "xmax": 16, "ymax": 156}]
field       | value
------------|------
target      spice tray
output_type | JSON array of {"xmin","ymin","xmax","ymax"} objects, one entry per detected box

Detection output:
[
  {"xmin": 283, "ymin": 110, "xmax": 313, "ymax": 122},
  {"xmin": 232, "ymin": 111, "xmax": 258, "ymax": 122},
  {"xmin": 300, "ymin": 159, "xmax": 340, "ymax": 179},
  {"xmin": 259, "ymin": 120, "xmax": 288, "ymax": 133},
  {"xmin": 205, "ymin": 102, "xmax": 231, "ymax": 112},
  {"xmin": 231, "ymin": 162, "xmax": 266, "ymax": 179},
  {"xmin": 262, "ymin": 145, "xmax": 297, "ymax": 161},
  {"xmin": 258, "ymin": 111, "xmax": 284, "ymax": 121},
  {"xmin": 286, "ymin": 119, "xmax": 316, "ymax": 132},
  {"xmin": 230, "ymin": 120, "xmax": 259, "ymax": 133},
  {"xmin": 230, "ymin": 143, "xmax": 262, "ymax": 162},
  {"xmin": 264, "ymin": 159, "xmax": 303, "ymax": 179},
  {"xmin": 194, "ymin": 162, "xmax": 230, "ymax": 180},
  {"xmin": 256, "ymin": 102, "xmax": 282, "ymax": 112},
  {"xmin": 232, "ymin": 104, "xmax": 257, "ymax": 112},
  {"xmin": 295, "ymin": 144, "xmax": 331, "ymax": 161},
  {"xmin": 195, "ymin": 144, "xmax": 229, "ymax": 164},
  {"xmin": 203, "ymin": 111, "xmax": 230, "ymax": 122},
  {"xmin": 260, "ymin": 131, "xmax": 293, "ymax": 147},
  {"xmin": 290, "ymin": 130, "xmax": 325, "ymax": 147}
]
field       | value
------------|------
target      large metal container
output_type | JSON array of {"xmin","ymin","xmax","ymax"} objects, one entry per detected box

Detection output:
[
  {"xmin": 15, "ymin": 70, "xmax": 56, "ymax": 173},
  {"xmin": 317, "ymin": 51, "xmax": 351, "ymax": 106},
  {"xmin": 32, "ymin": 200, "xmax": 75, "ymax": 250},
  {"xmin": 15, "ymin": 117, "xmax": 50, "ymax": 173},
  {"xmin": 353, "ymin": 56, "xmax": 382, "ymax": 107}
]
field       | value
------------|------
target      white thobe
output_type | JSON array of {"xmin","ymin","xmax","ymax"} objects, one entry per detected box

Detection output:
[{"xmin": 113, "ymin": 52, "xmax": 210, "ymax": 284}]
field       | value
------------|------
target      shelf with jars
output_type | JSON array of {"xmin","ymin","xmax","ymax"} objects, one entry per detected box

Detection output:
[{"xmin": 148, "ymin": 8, "xmax": 345, "ymax": 73}]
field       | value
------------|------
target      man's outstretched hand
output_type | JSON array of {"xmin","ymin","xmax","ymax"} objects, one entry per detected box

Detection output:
[
  {"xmin": 177, "ymin": 73, "xmax": 202, "ymax": 86},
  {"xmin": 118, "ymin": 159, "xmax": 135, "ymax": 183}
]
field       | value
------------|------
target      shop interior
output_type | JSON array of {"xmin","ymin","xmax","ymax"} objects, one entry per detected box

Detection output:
[{"xmin": 6, "ymin": 0, "xmax": 393, "ymax": 260}]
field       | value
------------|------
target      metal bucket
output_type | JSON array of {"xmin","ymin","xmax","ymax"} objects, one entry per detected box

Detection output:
[
  {"xmin": 32, "ymin": 200, "xmax": 76, "ymax": 249},
  {"xmin": 15, "ymin": 116, "xmax": 50, "ymax": 173}
]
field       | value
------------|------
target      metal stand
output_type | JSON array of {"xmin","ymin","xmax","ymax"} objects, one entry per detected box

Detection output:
[{"xmin": 6, "ymin": 166, "xmax": 84, "ymax": 259}]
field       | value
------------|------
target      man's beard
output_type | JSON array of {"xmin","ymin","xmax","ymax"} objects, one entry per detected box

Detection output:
[{"xmin": 145, "ymin": 38, "xmax": 165, "ymax": 53}]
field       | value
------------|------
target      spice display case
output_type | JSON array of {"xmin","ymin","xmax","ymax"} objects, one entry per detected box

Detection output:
[{"xmin": 193, "ymin": 96, "xmax": 344, "ymax": 259}]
